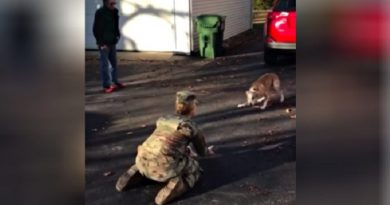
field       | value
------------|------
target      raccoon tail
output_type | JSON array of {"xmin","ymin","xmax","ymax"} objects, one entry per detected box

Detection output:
[{"xmin": 273, "ymin": 77, "xmax": 281, "ymax": 91}]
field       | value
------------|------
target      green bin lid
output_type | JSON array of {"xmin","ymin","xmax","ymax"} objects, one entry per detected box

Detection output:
[{"xmin": 196, "ymin": 14, "xmax": 223, "ymax": 28}]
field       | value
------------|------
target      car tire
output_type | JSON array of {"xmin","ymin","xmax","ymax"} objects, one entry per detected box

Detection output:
[{"xmin": 264, "ymin": 47, "xmax": 278, "ymax": 65}]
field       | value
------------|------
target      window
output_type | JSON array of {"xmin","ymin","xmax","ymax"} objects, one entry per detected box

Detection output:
[{"xmin": 274, "ymin": 0, "xmax": 296, "ymax": 12}]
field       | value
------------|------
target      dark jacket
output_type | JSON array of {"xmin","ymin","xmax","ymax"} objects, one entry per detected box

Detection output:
[{"xmin": 93, "ymin": 6, "xmax": 120, "ymax": 46}]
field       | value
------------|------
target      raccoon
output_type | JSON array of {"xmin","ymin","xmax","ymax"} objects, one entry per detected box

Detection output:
[{"xmin": 238, "ymin": 73, "xmax": 284, "ymax": 109}]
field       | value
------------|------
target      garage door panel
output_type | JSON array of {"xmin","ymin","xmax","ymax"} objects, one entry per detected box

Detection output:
[
  {"xmin": 85, "ymin": 0, "xmax": 190, "ymax": 53},
  {"xmin": 85, "ymin": 15, "xmax": 97, "ymax": 49},
  {"xmin": 119, "ymin": 0, "xmax": 174, "ymax": 51},
  {"xmin": 120, "ymin": 18, "xmax": 174, "ymax": 51}
]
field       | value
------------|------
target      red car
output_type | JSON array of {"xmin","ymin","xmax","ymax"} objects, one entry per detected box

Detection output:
[{"xmin": 264, "ymin": 0, "xmax": 296, "ymax": 64}]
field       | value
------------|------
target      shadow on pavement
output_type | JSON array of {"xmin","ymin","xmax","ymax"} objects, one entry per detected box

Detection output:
[
  {"xmin": 178, "ymin": 135, "xmax": 295, "ymax": 202},
  {"xmin": 86, "ymin": 112, "xmax": 112, "ymax": 137}
]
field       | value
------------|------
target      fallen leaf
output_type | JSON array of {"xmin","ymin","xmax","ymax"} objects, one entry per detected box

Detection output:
[
  {"xmin": 242, "ymin": 141, "xmax": 248, "ymax": 147},
  {"xmin": 103, "ymin": 171, "xmax": 113, "ymax": 177},
  {"xmin": 207, "ymin": 146, "xmax": 215, "ymax": 155},
  {"xmin": 237, "ymin": 103, "xmax": 246, "ymax": 108},
  {"xmin": 259, "ymin": 142, "xmax": 285, "ymax": 151},
  {"xmin": 240, "ymin": 184, "xmax": 272, "ymax": 196},
  {"xmin": 290, "ymin": 114, "xmax": 296, "ymax": 119},
  {"xmin": 112, "ymin": 146, "xmax": 123, "ymax": 151}
]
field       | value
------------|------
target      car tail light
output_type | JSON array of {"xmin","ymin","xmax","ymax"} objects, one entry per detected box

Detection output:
[
  {"xmin": 266, "ymin": 36, "xmax": 275, "ymax": 43},
  {"xmin": 267, "ymin": 12, "xmax": 289, "ymax": 30},
  {"xmin": 265, "ymin": 12, "xmax": 277, "ymax": 35},
  {"xmin": 275, "ymin": 14, "xmax": 289, "ymax": 30},
  {"xmin": 275, "ymin": 18, "xmax": 288, "ymax": 28},
  {"xmin": 267, "ymin": 12, "xmax": 277, "ymax": 20},
  {"xmin": 268, "ymin": 12, "xmax": 289, "ymax": 20},
  {"xmin": 266, "ymin": 10, "xmax": 295, "ymax": 43},
  {"xmin": 279, "ymin": 12, "xmax": 289, "ymax": 17}
]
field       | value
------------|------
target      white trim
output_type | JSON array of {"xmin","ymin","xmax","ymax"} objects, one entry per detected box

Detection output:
[
  {"xmin": 189, "ymin": 0, "xmax": 194, "ymax": 52},
  {"xmin": 266, "ymin": 42, "xmax": 296, "ymax": 50}
]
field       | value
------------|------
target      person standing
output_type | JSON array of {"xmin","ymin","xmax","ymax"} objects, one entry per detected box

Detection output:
[{"xmin": 93, "ymin": 0, "xmax": 125, "ymax": 93}]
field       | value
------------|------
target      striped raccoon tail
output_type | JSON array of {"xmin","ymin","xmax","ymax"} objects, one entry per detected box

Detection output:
[
  {"xmin": 273, "ymin": 77, "xmax": 281, "ymax": 91},
  {"xmin": 273, "ymin": 77, "xmax": 284, "ymax": 103}
]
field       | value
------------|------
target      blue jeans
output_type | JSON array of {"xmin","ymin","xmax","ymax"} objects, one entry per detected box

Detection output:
[{"xmin": 99, "ymin": 45, "xmax": 119, "ymax": 88}]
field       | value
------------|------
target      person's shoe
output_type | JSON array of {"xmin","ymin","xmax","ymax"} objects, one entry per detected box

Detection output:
[
  {"xmin": 114, "ymin": 82, "xmax": 125, "ymax": 89},
  {"xmin": 116, "ymin": 172, "xmax": 132, "ymax": 192},
  {"xmin": 115, "ymin": 165, "xmax": 143, "ymax": 192},
  {"xmin": 155, "ymin": 177, "xmax": 189, "ymax": 205},
  {"xmin": 103, "ymin": 85, "xmax": 116, "ymax": 93}
]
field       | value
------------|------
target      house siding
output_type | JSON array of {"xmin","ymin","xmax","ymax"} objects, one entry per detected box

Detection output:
[
  {"xmin": 85, "ymin": 0, "xmax": 251, "ymax": 53},
  {"xmin": 191, "ymin": 0, "xmax": 252, "ymax": 51}
]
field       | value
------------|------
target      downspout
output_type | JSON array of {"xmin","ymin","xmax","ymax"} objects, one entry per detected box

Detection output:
[
  {"xmin": 189, "ymin": 0, "xmax": 194, "ymax": 54},
  {"xmin": 250, "ymin": 0, "xmax": 254, "ymax": 29},
  {"xmin": 173, "ymin": 0, "xmax": 178, "ymax": 51}
]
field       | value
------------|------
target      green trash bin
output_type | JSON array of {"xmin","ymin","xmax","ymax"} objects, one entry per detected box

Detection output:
[{"xmin": 196, "ymin": 14, "xmax": 226, "ymax": 58}]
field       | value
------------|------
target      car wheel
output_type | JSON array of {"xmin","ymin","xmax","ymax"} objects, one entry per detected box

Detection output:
[{"xmin": 264, "ymin": 47, "xmax": 278, "ymax": 65}]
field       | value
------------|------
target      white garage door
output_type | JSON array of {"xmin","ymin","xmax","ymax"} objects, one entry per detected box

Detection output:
[{"xmin": 86, "ymin": 0, "xmax": 191, "ymax": 53}]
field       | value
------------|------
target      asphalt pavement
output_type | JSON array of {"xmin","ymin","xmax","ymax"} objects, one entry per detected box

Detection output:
[{"xmin": 85, "ymin": 28, "xmax": 296, "ymax": 205}]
